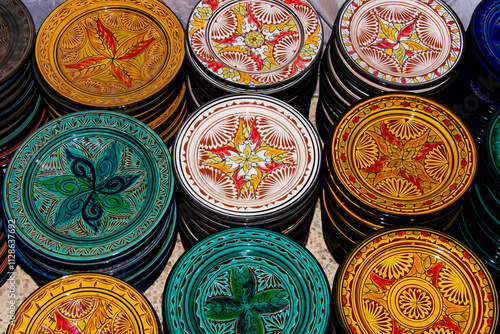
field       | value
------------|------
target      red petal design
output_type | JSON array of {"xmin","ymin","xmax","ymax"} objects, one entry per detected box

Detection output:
[
  {"xmin": 249, "ymin": 120, "xmax": 261, "ymax": 148},
  {"xmin": 426, "ymin": 262, "xmax": 444, "ymax": 287},
  {"xmin": 211, "ymin": 146, "xmax": 239, "ymax": 158},
  {"xmin": 96, "ymin": 18, "xmax": 116, "ymax": 55},
  {"xmin": 371, "ymin": 272, "xmax": 395, "ymax": 291},
  {"xmin": 202, "ymin": 0, "xmax": 219, "ymax": 11},
  {"xmin": 397, "ymin": 20, "xmax": 415, "ymax": 40},
  {"xmin": 118, "ymin": 38, "xmax": 154, "ymax": 60},
  {"xmin": 65, "ymin": 57, "xmax": 106, "ymax": 69},
  {"xmin": 381, "ymin": 122, "xmax": 402, "ymax": 149},
  {"xmin": 363, "ymin": 156, "xmax": 388, "ymax": 173},
  {"xmin": 414, "ymin": 142, "xmax": 443, "ymax": 161},
  {"xmin": 54, "ymin": 311, "xmax": 82, "ymax": 334},
  {"xmin": 111, "ymin": 63, "xmax": 132, "ymax": 87},
  {"xmin": 371, "ymin": 39, "xmax": 398, "ymax": 49}
]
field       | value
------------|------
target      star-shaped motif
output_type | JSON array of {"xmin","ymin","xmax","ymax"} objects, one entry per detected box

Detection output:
[
  {"xmin": 204, "ymin": 118, "xmax": 290, "ymax": 197},
  {"xmin": 204, "ymin": 266, "xmax": 289, "ymax": 333}
]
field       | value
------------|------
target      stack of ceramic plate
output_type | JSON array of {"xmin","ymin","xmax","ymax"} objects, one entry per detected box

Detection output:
[
  {"xmin": 2, "ymin": 111, "xmax": 177, "ymax": 292},
  {"xmin": 322, "ymin": 94, "xmax": 477, "ymax": 262},
  {"xmin": 0, "ymin": 0, "xmax": 48, "ymax": 168},
  {"xmin": 185, "ymin": 0, "xmax": 323, "ymax": 117},
  {"xmin": 33, "ymin": 0, "xmax": 187, "ymax": 145},
  {"xmin": 441, "ymin": 0, "xmax": 500, "ymax": 144},
  {"xmin": 162, "ymin": 228, "xmax": 331, "ymax": 334},
  {"xmin": 454, "ymin": 109, "xmax": 500, "ymax": 285},
  {"xmin": 7, "ymin": 273, "xmax": 161, "ymax": 334},
  {"xmin": 316, "ymin": 0, "xmax": 466, "ymax": 141},
  {"xmin": 331, "ymin": 227, "xmax": 499, "ymax": 334},
  {"xmin": 172, "ymin": 95, "xmax": 322, "ymax": 249}
]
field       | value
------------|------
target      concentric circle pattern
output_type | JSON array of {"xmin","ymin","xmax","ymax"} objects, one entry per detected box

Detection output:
[
  {"xmin": 327, "ymin": 94, "xmax": 476, "ymax": 215},
  {"xmin": 7, "ymin": 274, "xmax": 160, "ymax": 334},
  {"xmin": 336, "ymin": 0, "xmax": 464, "ymax": 88},
  {"xmin": 35, "ymin": 0, "xmax": 185, "ymax": 107},
  {"xmin": 162, "ymin": 228, "xmax": 330, "ymax": 334},
  {"xmin": 187, "ymin": 0, "xmax": 322, "ymax": 88},
  {"xmin": 333, "ymin": 228, "xmax": 498, "ymax": 334},
  {"xmin": 3, "ymin": 111, "xmax": 174, "ymax": 262}
]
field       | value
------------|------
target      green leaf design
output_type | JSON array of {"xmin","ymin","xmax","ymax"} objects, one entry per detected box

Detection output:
[
  {"xmin": 231, "ymin": 266, "xmax": 256, "ymax": 303},
  {"xmin": 96, "ymin": 194, "xmax": 132, "ymax": 214},
  {"xmin": 39, "ymin": 175, "xmax": 91, "ymax": 196},
  {"xmin": 237, "ymin": 310, "xmax": 265, "ymax": 334},
  {"xmin": 250, "ymin": 290, "xmax": 289, "ymax": 314},
  {"xmin": 95, "ymin": 142, "xmax": 119, "ymax": 185},
  {"xmin": 53, "ymin": 191, "xmax": 92, "ymax": 227},
  {"xmin": 205, "ymin": 296, "xmax": 243, "ymax": 321}
]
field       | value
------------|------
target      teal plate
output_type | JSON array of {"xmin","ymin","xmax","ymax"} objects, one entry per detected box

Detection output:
[
  {"xmin": 3, "ymin": 111, "xmax": 174, "ymax": 264},
  {"xmin": 162, "ymin": 227, "xmax": 330, "ymax": 334}
]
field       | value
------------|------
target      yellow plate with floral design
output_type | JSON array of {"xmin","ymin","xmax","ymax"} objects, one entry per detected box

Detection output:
[
  {"xmin": 332, "ymin": 227, "xmax": 499, "ymax": 334},
  {"xmin": 35, "ymin": 0, "xmax": 185, "ymax": 108},
  {"xmin": 7, "ymin": 273, "xmax": 160, "ymax": 334},
  {"xmin": 326, "ymin": 93, "xmax": 476, "ymax": 216}
]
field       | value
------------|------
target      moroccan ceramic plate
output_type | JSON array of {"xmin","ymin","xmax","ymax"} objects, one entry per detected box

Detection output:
[
  {"xmin": 334, "ymin": 0, "xmax": 464, "ymax": 89},
  {"xmin": 0, "ymin": 0, "xmax": 35, "ymax": 83},
  {"xmin": 35, "ymin": 0, "xmax": 185, "ymax": 108},
  {"xmin": 173, "ymin": 94, "xmax": 321, "ymax": 220},
  {"xmin": 332, "ymin": 227, "xmax": 499, "ymax": 334},
  {"xmin": 3, "ymin": 111, "xmax": 174, "ymax": 264},
  {"xmin": 187, "ymin": 0, "xmax": 322, "ymax": 88},
  {"xmin": 162, "ymin": 227, "xmax": 330, "ymax": 334},
  {"xmin": 326, "ymin": 93, "xmax": 476, "ymax": 216},
  {"xmin": 7, "ymin": 273, "xmax": 160, "ymax": 334}
]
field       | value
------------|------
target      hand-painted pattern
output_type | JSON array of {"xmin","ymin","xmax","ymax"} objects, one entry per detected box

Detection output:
[
  {"xmin": 336, "ymin": 229, "xmax": 497, "ymax": 334},
  {"xmin": 188, "ymin": 0, "xmax": 321, "ymax": 86},
  {"xmin": 204, "ymin": 118, "xmax": 290, "ymax": 198},
  {"xmin": 64, "ymin": 17, "xmax": 155, "ymax": 88},
  {"xmin": 331, "ymin": 95, "xmax": 476, "ymax": 214},
  {"xmin": 37, "ymin": 141, "xmax": 143, "ymax": 236},
  {"xmin": 35, "ymin": 0, "xmax": 185, "ymax": 107},
  {"xmin": 356, "ymin": 118, "xmax": 446, "ymax": 198},
  {"xmin": 8, "ymin": 274, "xmax": 160, "ymax": 334},
  {"xmin": 204, "ymin": 265, "xmax": 290, "ymax": 333},
  {"xmin": 338, "ymin": 0, "xmax": 463, "ymax": 85}
]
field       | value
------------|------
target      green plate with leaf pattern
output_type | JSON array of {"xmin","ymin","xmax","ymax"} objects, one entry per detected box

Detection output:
[
  {"xmin": 2, "ymin": 111, "xmax": 174, "ymax": 265},
  {"xmin": 162, "ymin": 227, "xmax": 331, "ymax": 334}
]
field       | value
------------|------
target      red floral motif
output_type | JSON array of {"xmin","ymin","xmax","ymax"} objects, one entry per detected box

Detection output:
[
  {"xmin": 65, "ymin": 18, "xmax": 154, "ymax": 88},
  {"xmin": 357, "ymin": 119, "xmax": 447, "ymax": 197}
]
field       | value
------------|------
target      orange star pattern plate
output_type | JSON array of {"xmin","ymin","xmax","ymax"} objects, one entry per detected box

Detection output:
[
  {"xmin": 333, "ymin": 227, "xmax": 498, "ymax": 334},
  {"xmin": 327, "ymin": 94, "xmax": 476, "ymax": 216},
  {"xmin": 35, "ymin": 0, "xmax": 184, "ymax": 108}
]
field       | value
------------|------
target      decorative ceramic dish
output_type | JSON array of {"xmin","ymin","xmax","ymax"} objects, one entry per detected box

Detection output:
[
  {"xmin": 334, "ymin": 0, "xmax": 464, "ymax": 89},
  {"xmin": 332, "ymin": 227, "xmax": 499, "ymax": 334},
  {"xmin": 173, "ymin": 94, "xmax": 321, "ymax": 220},
  {"xmin": 3, "ymin": 111, "xmax": 174, "ymax": 264},
  {"xmin": 7, "ymin": 273, "xmax": 161, "ymax": 334},
  {"xmin": 0, "ymin": 0, "xmax": 35, "ymax": 83},
  {"xmin": 162, "ymin": 227, "xmax": 330, "ymax": 334},
  {"xmin": 35, "ymin": 0, "xmax": 185, "ymax": 108},
  {"xmin": 187, "ymin": 0, "xmax": 322, "ymax": 88},
  {"xmin": 326, "ymin": 93, "xmax": 476, "ymax": 216}
]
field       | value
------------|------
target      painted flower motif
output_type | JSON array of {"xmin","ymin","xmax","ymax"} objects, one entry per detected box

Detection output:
[
  {"xmin": 204, "ymin": 118, "xmax": 290, "ymax": 197},
  {"xmin": 371, "ymin": 18, "xmax": 428, "ymax": 65},
  {"xmin": 204, "ymin": 266, "xmax": 289, "ymax": 334},
  {"xmin": 38, "ymin": 142, "xmax": 142, "ymax": 234},
  {"xmin": 65, "ymin": 17, "xmax": 155, "ymax": 88},
  {"xmin": 359, "ymin": 119, "xmax": 445, "ymax": 196},
  {"xmin": 399, "ymin": 287, "xmax": 432, "ymax": 320}
]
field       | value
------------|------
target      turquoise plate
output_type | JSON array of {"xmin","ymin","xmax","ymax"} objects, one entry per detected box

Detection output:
[
  {"xmin": 162, "ymin": 227, "xmax": 330, "ymax": 334},
  {"xmin": 3, "ymin": 111, "xmax": 174, "ymax": 264}
]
